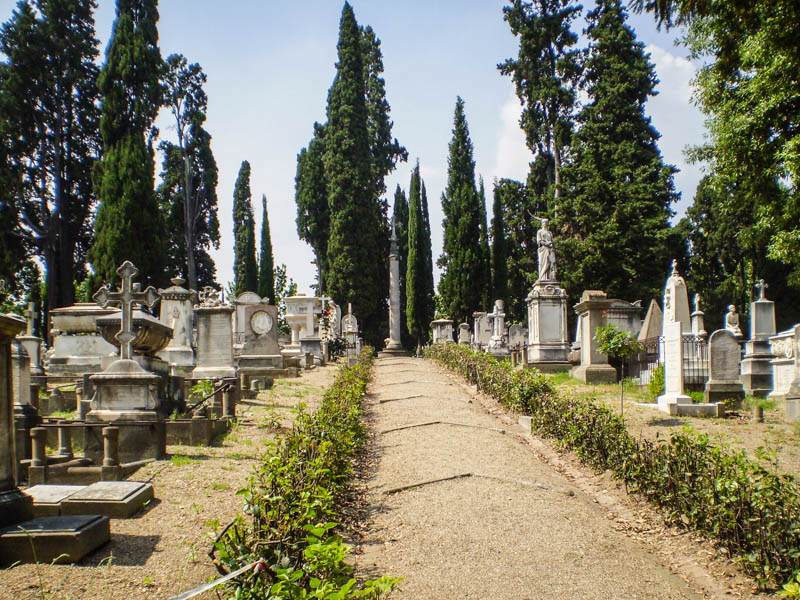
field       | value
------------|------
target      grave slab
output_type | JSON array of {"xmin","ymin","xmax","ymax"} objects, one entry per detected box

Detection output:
[
  {"xmin": 61, "ymin": 480, "xmax": 154, "ymax": 518},
  {"xmin": 25, "ymin": 484, "xmax": 84, "ymax": 517},
  {"xmin": 0, "ymin": 514, "xmax": 109, "ymax": 566}
]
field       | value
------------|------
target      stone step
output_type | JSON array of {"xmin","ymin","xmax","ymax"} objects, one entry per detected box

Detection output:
[
  {"xmin": 26, "ymin": 481, "xmax": 154, "ymax": 519},
  {"xmin": 0, "ymin": 514, "xmax": 109, "ymax": 566}
]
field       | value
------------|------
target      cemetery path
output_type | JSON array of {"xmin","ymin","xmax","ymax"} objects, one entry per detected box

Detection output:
[
  {"xmin": 2, "ymin": 365, "xmax": 338, "ymax": 600},
  {"xmin": 353, "ymin": 357, "xmax": 758, "ymax": 600}
]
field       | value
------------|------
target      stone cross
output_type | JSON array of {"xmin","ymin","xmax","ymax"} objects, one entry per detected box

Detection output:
[
  {"xmin": 92, "ymin": 261, "xmax": 159, "ymax": 360},
  {"xmin": 755, "ymin": 279, "xmax": 768, "ymax": 301},
  {"xmin": 25, "ymin": 301, "xmax": 35, "ymax": 336}
]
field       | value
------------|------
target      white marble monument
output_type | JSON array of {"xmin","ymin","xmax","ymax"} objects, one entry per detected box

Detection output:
[
  {"xmin": 658, "ymin": 321, "xmax": 692, "ymax": 412},
  {"xmin": 157, "ymin": 277, "xmax": 196, "ymax": 375},
  {"xmin": 192, "ymin": 286, "xmax": 236, "ymax": 380},
  {"xmin": 740, "ymin": 280, "xmax": 776, "ymax": 396}
]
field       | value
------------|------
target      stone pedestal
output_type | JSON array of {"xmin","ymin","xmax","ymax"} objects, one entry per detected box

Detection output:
[
  {"xmin": 740, "ymin": 294, "xmax": 776, "ymax": 397},
  {"xmin": 768, "ymin": 328, "xmax": 795, "ymax": 401},
  {"xmin": 526, "ymin": 280, "xmax": 570, "ymax": 369},
  {"xmin": 782, "ymin": 325, "xmax": 800, "ymax": 422},
  {"xmin": 472, "ymin": 312, "xmax": 491, "ymax": 350},
  {"xmin": 47, "ymin": 304, "xmax": 118, "ymax": 375},
  {"xmin": 704, "ymin": 329, "xmax": 745, "ymax": 405},
  {"xmin": 458, "ymin": 323, "xmax": 471, "ymax": 345},
  {"xmin": 157, "ymin": 277, "xmax": 196, "ymax": 375},
  {"xmin": 570, "ymin": 291, "xmax": 617, "ymax": 383},
  {"xmin": 18, "ymin": 336, "xmax": 44, "ymax": 376},
  {"xmin": 658, "ymin": 321, "xmax": 692, "ymax": 412},
  {"xmin": 193, "ymin": 305, "xmax": 236, "ymax": 380},
  {"xmin": 431, "ymin": 320, "xmax": 453, "ymax": 344}
]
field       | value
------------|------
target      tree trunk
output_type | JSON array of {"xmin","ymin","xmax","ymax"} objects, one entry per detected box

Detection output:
[
  {"xmin": 183, "ymin": 152, "xmax": 198, "ymax": 291},
  {"xmin": 553, "ymin": 140, "xmax": 562, "ymax": 217}
]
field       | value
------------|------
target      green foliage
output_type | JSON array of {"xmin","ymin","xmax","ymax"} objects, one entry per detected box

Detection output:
[
  {"xmin": 258, "ymin": 195, "xmax": 276, "ymax": 304},
  {"xmin": 647, "ymin": 363, "xmax": 665, "ymax": 402},
  {"xmin": 158, "ymin": 53, "xmax": 220, "ymax": 291},
  {"xmin": 274, "ymin": 264, "xmax": 298, "ymax": 336},
  {"xmin": 490, "ymin": 182, "xmax": 509, "ymax": 312},
  {"xmin": 232, "ymin": 160, "xmax": 258, "ymax": 296},
  {"xmin": 779, "ymin": 573, "xmax": 800, "ymax": 598},
  {"xmin": 91, "ymin": 0, "xmax": 164, "ymax": 289},
  {"xmin": 216, "ymin": 348, "xmax": 399, "ymax": 598},
  {"xmin": 189, "ymin": 379, "xmax": 214, "ymax": 401},
  {"xmin": 556, "ymin": 0, "xmax": 680, "ymax": 309},
  {"xmin": 428, "ymin": 343, "xmax": 800, "ymax": 588},
  {"xmin": 477, "ymin": 177, "xmax": 492, "ymax": 308},
  {"xmin": 437, "ymin": 97, "xmax": 488, "ymax": 325},
  {"xmin": 1, "ymin": 0, "xmax": 101, "ymax": 310},
  {"xmin": 406, "ymin": 162, "xmax": 435, "ymax": 352},
  {"xmin": 499, "ymin": 0, "xmax": 582, "ymax": 208},
  {"xmin": 594, "ymin": 324, "xmax": 643, "ymax": 361},
  {"xmin": 323, "ymin": 4, "xmax": 391, "ymax": 349},
  {"xmin": 392, "ymin": 185, "xmax": 411, "ymax": 348},
  {"xmin": 295, "ymin": 123, "xmax": 329, "ymax": 291}
]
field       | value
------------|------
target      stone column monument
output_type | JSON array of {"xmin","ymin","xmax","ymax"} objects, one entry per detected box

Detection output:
[
  {"xmin": 526, "ymin": 218, "xmax": 570, "ymax": 370},
  {"xmin": 18, "ymin": 302, "xmax": 44, "ymax": 376},
  {"xmin": 662, "ymin": 260, "xmax": 691, "ymax": 335},
  {"xmin": 740, "ymin": 279, "xmax": 776, "ymax": 396},
  {"xmin": 570, "ymin": 290, "xmax": 617, "ymax": 383},
  {"xmin": 157, "ymin": 276, "xmax": 196, "ymax": 376},
  {"xmin": 381, "ymin": 220, "xmax": 409, "ymax": 357}
]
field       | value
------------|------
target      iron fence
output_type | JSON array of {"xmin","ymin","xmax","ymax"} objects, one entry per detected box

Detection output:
[{"xmin": 625, "ymin": 334, "xmax": 710, "ymax": 389}]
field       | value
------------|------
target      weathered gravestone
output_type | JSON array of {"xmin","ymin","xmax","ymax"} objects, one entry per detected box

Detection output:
[
  {"xmin": 47, "ymin": 303, "xmax": 117, "ymax": 375},
  {"xmin": 508, "ymin": 324, "xmax": 526, "ymax": 350},
  {"xmin": 431, "ymin": 319, "xmax": 454, "ymax": 344},
  {"xmin": 769, "ymin": 327, "xmax": 795, "ymax": 401},
  {"xmin": 193, "ymin": 286, "xmax": 236, "ymax": 380},
  {"xmin": 571, "ymin": 290, "xmax": 616, "ymax": 383},
  {"xmin": 458, "ymin": 323, "xmax": 471, "ymax": 345},
  {"xmin": 234, "ymin": 292, "xmax": 283, "ymax": 374},
  {"xmin": 157, "ymin": 276, "xmax": 196, "ymax": 376},
  {"xmin": 662, "ymin": 260, "xmax": 691, "ymax": 335},
  {"xmin": 783, "ymin": 325, "xmax": 800, "ymax": 422},
  {"xmin": 472, "ymin": 312, "xmax": 491, "ymax": 349},
  {"xmin": 741, "ymin": 280, "xmax": 776, "ymax": 396},
  {"xmin": 18, "ymin": 302, "xmax": 44, "ymax": 376},
  {"xmin": 487, "ymin": 300, "xmax": 509, "ymax": 357},
  {"xmin": 704, "ymin": 329, "xmax": 745, "ymax": 404},
  {"xmin": 658, "ymin": 320, "xmax": 692, "ymax": 413},
  {"xmin": 638, "ymin": 299, "xmax": 663, "ymax": 342}
]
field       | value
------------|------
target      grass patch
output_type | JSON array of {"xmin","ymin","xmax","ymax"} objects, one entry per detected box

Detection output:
[
  {"xmin": 546, "ymin": 371, "xmax": 580, "ymax": 386},
  {"xmin": 209, "ymin": 482, "xmax": 230, "ymax": 491},
  {"xmin": 170, "ymin": 454, "xmax": 199, "ymax": 467}
]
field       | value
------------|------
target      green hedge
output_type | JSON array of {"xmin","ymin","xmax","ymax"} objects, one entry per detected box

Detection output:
[
  {"xmin": 426, "ymin": 343, "xmax": 800, "ymax": 588},
  {"xmin": 215, "ymin": 348, "xmax": 398, "ymax": 599}
]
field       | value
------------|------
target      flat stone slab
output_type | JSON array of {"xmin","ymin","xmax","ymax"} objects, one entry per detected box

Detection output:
[
  {"xmin": 61, "ymin": 481, "xmax": 154, "ymax": 518},
  {"xmin": 0, "ymin": 515, "xmax": 110, "ymax": 566},
  {"xmin": 25, "ymin": 485, "xmax": 85, "ymax": 517}
]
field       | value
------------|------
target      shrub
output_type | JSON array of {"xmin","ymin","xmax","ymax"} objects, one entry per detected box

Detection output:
[{"xmin": 426, "ymin": 344, "xmax": 800, "ymax": 588}]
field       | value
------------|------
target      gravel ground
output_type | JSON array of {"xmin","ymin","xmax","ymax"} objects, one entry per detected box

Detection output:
[
  {"xmin": 353, "ymin": 357, "xmax": 763, "ymax": 600},
  {"xmin": 1, "ymin": 365, "xmax": 337, "ymax": 600}
]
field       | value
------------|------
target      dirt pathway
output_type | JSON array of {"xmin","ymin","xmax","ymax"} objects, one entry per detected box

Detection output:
[{"xmin": 354, "ymin": 357, "xmax": 758, "ymax": 600}]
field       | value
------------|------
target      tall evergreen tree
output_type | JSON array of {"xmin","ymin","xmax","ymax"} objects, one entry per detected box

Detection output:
[
  {"xmin": 258, "ymin": 194, "xmax": 275, "ymax": 304},
  {"xmin": 438, "ymin": 97, "xmax": 487, "ymax": 325},
  {"xmin": 406, "ymin": 162, "xmax": 435, "ymax": 353},
  {"xmin": 160, "ymin": 53, "xmax": 219, "ymax": 292},
  {"xmin": 323, "ymin": 3, "xmax": 387, "ymax": 348},
  {"xmin": 477, "ymin": 176, "xmax": 492, "ymax": 307},
  {"xmin": 0, "ymin": 0, "xmax": 101, "ymax": 317},
  {"xmin": 392, "ymin": 184, "xmax": 411, "ymax": 347},
  {"xmin": 500, "ymin": 0, "xmax": 583, "ymax": 212},
  {"xmin": 295, "ymin": 123, "xmax": 329, "ymax": 291},
  {"xmin": 90, "ymin": 0, "xmax": 164, "ymax": 287},
  {"xmin": 555, "ymin": 0, "xmax": 680, "ymax": 306},
  {"xmin": 232, "ymin": 160, "xmax": 257, "ymax": 295},
  {"xmin": 491, "ymin": 180, "xmax": 509, "ymax": 312}
]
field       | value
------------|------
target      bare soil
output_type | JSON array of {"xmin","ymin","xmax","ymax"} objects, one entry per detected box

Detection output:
[
  {"xmin": 352, "ymin": 357, "xmax": 765, "ymax": 600},
  {"xmin": 1, "ymin": 365, "xmax": 337, "ymax": 600}
]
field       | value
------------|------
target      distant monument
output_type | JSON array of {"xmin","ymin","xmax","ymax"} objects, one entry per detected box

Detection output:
[
  {"xmin": 537, "ymin": 218, "xmax": 556, "ymax": 281},
  {"xmin": 380, "ymin": 219, "xmax": 409, "ymax": 357}
]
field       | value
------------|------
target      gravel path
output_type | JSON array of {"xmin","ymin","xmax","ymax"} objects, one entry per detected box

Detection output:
[{"xmin": 354, "ymin": 358, "xmax": 756, "ymax": 600}]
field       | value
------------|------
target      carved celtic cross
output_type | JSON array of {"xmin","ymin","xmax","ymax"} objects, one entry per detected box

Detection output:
[{"xmin": 92, "ymin": 261, "xmax": 159, "ymax": 360}]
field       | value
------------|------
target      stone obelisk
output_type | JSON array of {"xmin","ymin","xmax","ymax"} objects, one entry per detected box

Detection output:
[{"xmin": 380, "ymin": 220, "xmax": 409, "ymax": 356}]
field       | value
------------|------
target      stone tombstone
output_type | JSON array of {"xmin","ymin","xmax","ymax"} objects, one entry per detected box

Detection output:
[
  {"xmin": 741, "ymin": 280, "xmax": 777, "ymax": 396},
  {"xmin": 724, "ymin": 305, "xmax": 744, "ymax": 338},
  {"xmin": 691, "ymin": 294, "xmax": 707, "ymax": 339},
  {"xmin": 11, "ymin": 339, "xmax": 39, "ymax": 468},
  {"xmin": 704, "ymin": 329, "xmax": 745, "ymax": 404},
  {"xmin": 431, "ymin": 319, "xmax": 454, "ymax": 344},
  {"xmin": 157, "ymin": 276, "xmax": 196, "ymax": 373},
  {"xmin": 784, "ymin": 325, "xmax": 800, "ymax": 422},
  {"xmin": 662, "ymin": 260, "xmax": 691, "ymax": 335},
  {"xmin": 658, "ymin": 320, "xmax": 692, "ymax": 412},
  {"xmin": 458, "ymin": 323, "xmax": 471, "ymax": 344},
  {"xmin": 284, "ymin": 295, "xmax": 322, "ymax": 350},
  {"xmin": 234, "ymin": 292, "xmax": 280, "ymax": 356},
  {"xmin": 192, "ymin": 286, "xmax": 236, "ymax": 380},
  {"xmin": 605, "ymin": 299, "xmax": 642, "ymax": 338},
  {"xmin": 526, "ymin": 280, "xmax": 570, "ymax": 368},
  {"xmin": 47, "ymin": 303, "xmax": 118, "ymax": 375},
  {"xmin": 768, "ymin": 327, "xmax": 795, "ymax": 401},
  {"xmin": 342, "ymin": 305, "xmax": 360, "ymax": 359},
  {"xmin": 638, "ymin": 299, "xmax": 663, "ymax": 342},
  {"xmin": 508, "ymin": 324, "xmax": 525, "ymax": 350},
  {"xmin": 570, "ymin": 291, "xmax": 617, "ymax": 383},
  {"xmin": 472, "ymin": 312, "xmax": 491, "ymax": 348},
  {"xmin": 233, "ymin": 292, "xmax": 262, "ymax": 342},
  {"xmin": 487, "ymin": 300, "xmax": 509, "ymax": 357},
  {"xmin": 18, "ymin": 302, "xmax": 44, "ymax": 376}
]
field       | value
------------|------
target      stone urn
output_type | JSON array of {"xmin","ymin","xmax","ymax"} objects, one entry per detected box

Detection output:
[{"xmin": 96, "ymin": 309, "xmax": 173, "ymax": 357}]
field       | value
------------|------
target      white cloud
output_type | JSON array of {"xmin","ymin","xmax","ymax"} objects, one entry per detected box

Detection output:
[{"xmin": 490, "ymin": 91, "xmax": 532, "ymax": 186}]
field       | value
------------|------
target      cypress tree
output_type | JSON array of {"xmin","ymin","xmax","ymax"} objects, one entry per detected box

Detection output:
[
  {"xmin": 495, "ymin": 178, "xmax": 535, "ymax": 323},
  {"xmin": 406, "ymin": 161, "xmax": 435, "ymax": 353},
  {"xmin": 258, "ymin": 194, "xmax": 275, "ymax": 304},
  {"xmin": 491, "ymin": 180, "xmax": 509, "ymax": 311},
  {"xmin": 90, "ymin": 0, "xmax": 164, "ymax": 287},
  {"xmin": 556, "ymin": 0, "xmax": 679, "ymax": 304},
  {"xmin": 295, "ymin": 123, "xmax": 329, "ymax": 291},
  {"xmin": 437, "ymin": 97, "xmax": 487, "ymax": 325},
  {"xmin": 232, "ymin": 160, "xmax": 257, "ymax": 295},
  {"xmin": 392, "ymin": 184, "xmax": 411, "ymax": 347},
  {"xmin": 478, "ymin": 176, "xmax": 492, "ymax": 307},
  {"xmin": 323, "ymin": 2, "xmax": 386, "ymax": 348}
]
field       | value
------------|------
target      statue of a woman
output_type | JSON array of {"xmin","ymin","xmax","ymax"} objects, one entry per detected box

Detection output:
[{"xmin": 537, "ymin": 218, "xmax": 556, "ymax": 281}]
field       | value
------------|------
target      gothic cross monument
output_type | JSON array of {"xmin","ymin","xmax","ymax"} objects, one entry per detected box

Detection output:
[
  {"xmin": 24, "ymin": 302, "xmax": 35, "ymax": 336},
  {"xmin": 92, "ymin": 261, "xmax": 159, "ymax": 360},
  {"xmin": 755, "ymin": 279, "xmax": 768, "ymax": 301}
]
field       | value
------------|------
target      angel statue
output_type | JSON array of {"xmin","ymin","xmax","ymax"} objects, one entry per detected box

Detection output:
[{"xmin": 536, "ymin": 217, "xmax": 557, "ymax": 281}]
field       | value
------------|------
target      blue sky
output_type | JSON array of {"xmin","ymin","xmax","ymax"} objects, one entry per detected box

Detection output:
[{"xmin": 1, "ymin": 0, "xmax": 706, "ymax": 295}]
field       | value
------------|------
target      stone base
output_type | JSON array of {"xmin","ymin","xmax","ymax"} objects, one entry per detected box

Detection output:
[
  {"xmin": 0, "ymin": 515, "xmax": 110, "ymax": 566},
  {"xmin": 25, "ymin": 485, "xmax": 84, "ymax": 517},
  {"xmin": 571, "ymin": 363, "xmax": 617, "ymax": 383},
  {"xmin": 487, "ymin": 344, "xmax": 510, "ymax": 358},
  {"xmin": 238, "ymin": 354, "xmax": 285, "ymax": 370},
  {"xmin": 786, "ymin": 397, "xmax": 800, "ymax": 422},
  {"xmin": 83, "ymin": 418, "xmax": 166, "ymax": 464},
  {"xmin": 0, "ymin": 488, "xmax": 34, "ymax": 528},
  {"xmin": 60, "ymin": 481, "xmax": 153, "ymax": 518},
  {"xmin": 657, "ymin": 393, "xmax": 692, "ymax": 414},
  {"xmin": 156, "ymin": 347, "xmax": 195, "ymax": 373},
  {"xmin": 662, "ymin": 402, "xmax": 726, "ymax": 418},
  {"xmin": 526, "ymin": 361, "xmax": 571, "ymax": 373},
  {"xmin": 526, "ymin": 343, "xmax": 570, "ymax": 364},
  {"xmin": 740, "ymin": 356, "xmax": 773, "ymax": 397},
  {"xmin": 378, "ymin": 347, "xmax": 411, "ymax": 358},
  {"xmin": 704, "ymin": 380, "xmax": 745, "ymax": 405},
  {"xmin": 166, "ymin": 417, "xmax": 229, "ymax": 446},
  {"xmin": 192, "ymin": 365, "xmax": 237, "ymax": 380}
]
